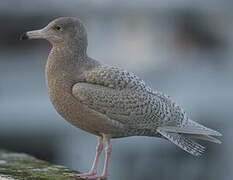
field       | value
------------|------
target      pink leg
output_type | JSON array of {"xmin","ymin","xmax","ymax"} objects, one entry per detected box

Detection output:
[
  {"xmin": 84, "ymin": 134, "xmax": 111, "ymax": 179},
  {"xmin": 66, "ymin": 136, "xmax": 103, "ymax": 178},
  {"xmin": 101, "ymin": 135, "xmax": 111, "ymax": 178}
]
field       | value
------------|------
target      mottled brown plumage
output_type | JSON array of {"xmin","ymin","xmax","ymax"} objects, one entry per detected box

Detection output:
[{"xmin": 21, "ymin": 17, "xmax": 221, "ymax": 179}]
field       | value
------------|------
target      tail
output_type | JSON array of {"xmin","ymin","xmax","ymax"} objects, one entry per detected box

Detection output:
[{"xmin": 157, "ymin": 119, "xmax": 222, "ymax": 156}]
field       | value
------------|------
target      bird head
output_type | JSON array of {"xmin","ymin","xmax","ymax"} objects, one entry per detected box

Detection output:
[{"xmin": 20, "ymin": 17, "xmax": 88, "ymax": 48}]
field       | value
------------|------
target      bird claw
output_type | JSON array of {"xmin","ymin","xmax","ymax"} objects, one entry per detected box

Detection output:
[
  {"xmin": 66, "ymin": 173, "xmax": 107, "ymax": 179},
  {"xmin": 66, "ymin": 172, "xmax": 95, "ymax": 178},
  {"xmin": 83, "ymin": 175, "xmax": 107, "ymax": 179}
]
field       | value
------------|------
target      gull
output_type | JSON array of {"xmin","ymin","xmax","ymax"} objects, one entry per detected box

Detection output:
[{"xmin": 21, "ymin": 17, "xmax": 222, "ymax": 179}]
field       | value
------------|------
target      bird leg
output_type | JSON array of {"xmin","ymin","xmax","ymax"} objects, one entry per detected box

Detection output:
[
  {"xmin": 83, "ymin": 134, "xmax": 111, "ymax": 179},
  {"xmin": 100, "ymin": 135, "xmax": 111, "ymax": 178},
  {"xmin": 87, "ymin": 136, "xmax": 104, "ymax": 175},
  {"xmin": 67, "ymin": 136, "xmax": 103, "ymax": 178}
]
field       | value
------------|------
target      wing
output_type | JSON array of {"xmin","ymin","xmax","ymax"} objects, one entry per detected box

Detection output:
[
  {"xmin": 73, "ymin": 66, "xmax": 186, "ymax": 132},
  {"xmin": 82, "ymin": 65, "xmax": 172, "ymax": 100},
  {"xmin": 72, "ymin": 82, "xmax": 156, "ymax": 127},
  {"xmin": 82, "ymin": 65, "xmax": 149, "ymax": 91}
]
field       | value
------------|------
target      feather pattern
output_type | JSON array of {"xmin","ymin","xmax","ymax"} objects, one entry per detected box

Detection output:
[
  {"xmin": 157, "ymin": 127, "xmax": 206, "ymax": 156},
  {"xmin": 157, "ymin": 126, "xmax": 222, "ymax": 136},
  {"xmin": 74, "ymin": 66, "xmax": 187, "ymax": 129},
  {"xmin": 71, "ymin": 65, "xmax": 222, "ymax": 152}
]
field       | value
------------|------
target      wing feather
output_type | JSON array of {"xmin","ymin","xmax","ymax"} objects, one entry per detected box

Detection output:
[{"xmin": 73, "ymin": 66, "xmax": 185, "ymax": 131}]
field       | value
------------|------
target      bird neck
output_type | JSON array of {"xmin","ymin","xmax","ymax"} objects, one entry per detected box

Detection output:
[
  {"xmin": 52, "ymin": 39, "xmax": 87, "ymax": 59},
  {"xmin": 46, "ymin": 44, "xmax": 99, "ymax": 82},
  {"xmin": 47, "ymin": 45, "xmax": 85, "ymax": 79},
  {"xmin": 51, "ymin": 43, "xmax": 87, "ymax": 64}
]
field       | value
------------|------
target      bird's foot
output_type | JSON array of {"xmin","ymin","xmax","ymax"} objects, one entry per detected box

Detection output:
[
  {"xmin": 66, "ymin": 171, "xmax": 96, "ymax": 178},
  {"xmin": 66, "ymin": 173, "xmax": 107, "ymax": 179},
  {"xmin": 82, "ymin": 175, "xmax": 107, "ymax": 179}
]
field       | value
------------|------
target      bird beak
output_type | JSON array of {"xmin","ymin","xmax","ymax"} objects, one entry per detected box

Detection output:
[{"xmin": 20, "ymin": 29, "xmax": 45, "ymax": 40}]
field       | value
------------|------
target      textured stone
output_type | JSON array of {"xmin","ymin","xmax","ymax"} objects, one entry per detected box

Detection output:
[{"xmin": 0, "ymin": 149, "xmax": 80, "ymax": 180}]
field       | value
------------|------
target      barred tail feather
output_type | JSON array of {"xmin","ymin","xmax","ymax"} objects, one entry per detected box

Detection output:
[
  {"xmin": 156, "ymin": 119, "xmax": 222, "ymax": 156},
  {"xmin": 158, "ymin": 119, "xmax": 222, "ymax": 137},
  {"xmin": 157, "ymin": 127, "xmax": 205, "ymax": 156},
  {"xmin": 187, "ymin": 134, "xmax": 222, "ymax": 144},
  {"xmin": 187, "ymin": 119, "xmax": 222, "ymax": 136},
  {"xmin": 159, "ymin": 126, "xmax": 222, "ymax": 136}
]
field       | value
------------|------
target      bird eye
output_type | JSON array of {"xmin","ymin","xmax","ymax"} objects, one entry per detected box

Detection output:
[{"xmin": 54, "ymin": 25, "xmax": 62, "ymax": 31}]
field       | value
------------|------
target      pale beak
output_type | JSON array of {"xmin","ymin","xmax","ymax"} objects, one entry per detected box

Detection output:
[{"xmin": 20, "ymin": 29, "xmax": 45, "ymax": 40}]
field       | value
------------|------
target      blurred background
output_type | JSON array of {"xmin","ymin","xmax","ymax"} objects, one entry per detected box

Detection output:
[{"xmin": 0, "ymin": 0, "xmax": 232, "ymax": 180}]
